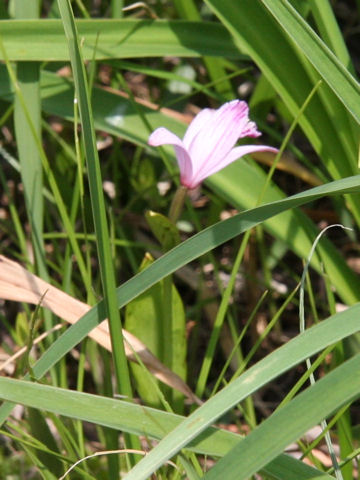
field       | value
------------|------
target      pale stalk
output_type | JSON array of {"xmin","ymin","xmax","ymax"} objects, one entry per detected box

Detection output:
[{"xmin": 168, "ymin": 185, "xmax": 188, "ymax": 223}]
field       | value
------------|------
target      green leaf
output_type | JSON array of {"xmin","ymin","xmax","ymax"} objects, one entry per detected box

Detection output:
[
  {"xmin": 259, "ymin": 0, "xmax": 360, "ymax": 125},
  {"xmin": 119, "ymin": 304, "xmax": 360, "ymax": 479},
  {"xmin": 14, "ymin": 62, "xmax": 44, "ymax": 268},
  {"xmin": 204, "ymin": 0, "xmax": 360, "ymax": 223},
  {"xmin": 145, "ymin": 211, "xmax": 181, "ymax": 251},
  {"xmin": 0, "ymin": 362, "xmax": 343, "ymax": 480},
  {"xmin": 0, "ymin": 19, "xmax": 239, "ymax": 61},
  {"xmin": 204, "ymin": 353, "xmax": 360, "ymax": 479},
  {"xmin": 1, "ymin": 175, "xmax": 359, "ymax": 445},
  {"xmin": 125, "ymin": 253, "xmax": 186, "ymax": 409}
]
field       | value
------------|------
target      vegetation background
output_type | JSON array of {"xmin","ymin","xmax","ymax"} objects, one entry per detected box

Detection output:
[{"xmin": 1, "ymin": 0, "xmax": 360, "ymax": 479}]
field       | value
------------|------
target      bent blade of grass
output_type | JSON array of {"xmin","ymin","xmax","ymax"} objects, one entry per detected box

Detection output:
[
  {"xmin": 0, "ymin": 174, "xmax": 359, "ymax": 425},
  {"xmin": 121, "ymin": 306, "xmax": 360, "ymax": 480},
  {"xmin": 3, "ymin": 303, "xmax": 360, "ymax": 480},
  {"xmin": 259, "ymin": 0, "xmax": 360, "ymax": 125},
  {"xmin": 1, "ymin": 67, "xmax": 360, "ymax": 306},
  {"xmin": 0, "ymin": 382, "xmax": 333, "ymax": 479},
  {"xmin": 204, "ymin": 0, "xmax": 360, "ymax": 224},
  {"xmin": 203, "ymin": 353, "xmax": 360, "ymax": 480}
]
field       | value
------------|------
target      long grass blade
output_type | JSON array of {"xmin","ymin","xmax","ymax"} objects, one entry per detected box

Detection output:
[
  {"xmin": 0, "ymin": 376, "xmax": 335, "ymax": 479},
  {"xmin": 259, "ymin": 0, "xmax": 360, "ymax": 124},
  {"xmin": 57, "ymin": 0, "xmax": 133, "ymax": 400},
  {"xmin": 203, "ymin": 354, "xmax": 360, "ymax": 480},
  {"xmin": 0, "ymin": 19, "xmax": 239, "ymax": 61},
  {"xmin": 0, "ymin": 174, "xmax": 359, "ymax": 427},
  {"xmin": 0, "ymin": 66, "xmax": 357, "ymax": 305},
  {"xmin": 121, "ymin": 307, "xmax": 360, "ymax": 480}
]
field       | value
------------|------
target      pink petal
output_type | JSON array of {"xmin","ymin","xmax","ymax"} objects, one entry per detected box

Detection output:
[
  {"xmin": 148, "ymin": 101, "xmax": 277, "ymax": 189},
  {"xmin": 239, "ymin": 119, "xmax": 262, "ymax": 138},
  {"xmin": 191, "ymin": 145, "xmax": 279, "ymax": 186},
  {"xmin": 148, "ymin": 127, "xmax": 183, "ymax": 148},
  {"xmin": 185, "ymin": 100, "xmax": 261, "ymax": 180},
  {"xmin": 183, "ymin": 108, "xmax": 216, "ymax": 148},
  {"xmin": 148, "ymin": 127, "xmax": 194, "ymax": 188}
]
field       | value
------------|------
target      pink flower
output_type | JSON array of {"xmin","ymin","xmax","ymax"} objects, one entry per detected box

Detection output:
[{"xmin": 148, "ymin": 100, "xmax": 278, "ymax": 189}]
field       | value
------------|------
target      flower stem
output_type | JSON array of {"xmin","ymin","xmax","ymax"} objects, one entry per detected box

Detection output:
[{"xmin": 168, "ymin": 185, "xmax": 188, "ymax": 224}]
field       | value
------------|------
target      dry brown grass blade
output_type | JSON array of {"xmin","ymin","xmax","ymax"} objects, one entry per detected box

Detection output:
[
  {"xmin": 252, "ymin": 151, "xmax": 322, "ymax": 187},
  {"xmin": 0, "ymin": 255, "xmax": 200, "ymax": 404}
]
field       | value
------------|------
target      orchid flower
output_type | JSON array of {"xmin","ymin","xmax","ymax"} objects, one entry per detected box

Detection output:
[{"xmin": 148, "ymin": 99, "xmax": 278, "ymax": 189}]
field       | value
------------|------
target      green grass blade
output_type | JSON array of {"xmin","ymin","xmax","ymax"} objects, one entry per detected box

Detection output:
[
  {"xmin": 259, "ymin": 0, "xmax": 360, "ymax": 124},
  {"xmin": 2, "ymin": 66, "xmax": 359, "ymax": 305},
  {"xmin": 13, "ymin": 1, "xmax": 44, "ymax": 275},
  {"xmin": 203, "ymin": 0, "xmax": 360, "ymax": 222},
  {"xmin": 0, "ymin": 175, "xmax": 359, "ymax": 427},
  {"xmin": 309, "ymin": 0, "xmax": 354, "ymax": 71},
  {"xmin": 204, "ymin": 353, "xmax": 360, "ymax": 480},
  {"xmin": 13, "ymin": 69, "xmax": 44, "ymax": 257},
  {"xmin": 0, "ymin": 358, "xmax": 347, "ymax": 480},
  {"xmin": 119, "ymin": 305, "xmax": 360, "ymax": 479},
  {"xmin": 0, "ymin": 19, "xmax": 239, "ymax": 61},
  {"xmin": 172, "ymin": 0, "xmax": 199, "ymax": 19},
  {"xmin": 57, "ymin": 0, "xmax": 133, "ymax": 398},
  {"xmin": 111, "ymin": 0, "xmax": 123, "ymax": 18}
]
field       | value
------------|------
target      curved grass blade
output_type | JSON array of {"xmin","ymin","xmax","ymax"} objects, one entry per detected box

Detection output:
[
  {"xmin": 204, "ymin": 0, "xmax": 360, "ymax": 223},
  {"xmin": 1, "ymin": 67, "xmax": 360, "ymax": 306},
  {"xmin": 0, "ymin": 378, "xmax": 334, "ymax": 479},
  {"xmin": 3, "ymin": 301, "xmax": 360, "ymax": 480},
  {"xmin": 0, "ymin": 174, "xmax": 359, "ymax": 427},
  {"xmin": 204, "ymin": 353, "xmax": 360, "ymax": 480},
  {"xmin": 120, "ymin": 305, "xmax": 360, "ymax": 480},
  {"xmin": 259, "ymin": 0, "xmax": 360, "ymax": 125}
]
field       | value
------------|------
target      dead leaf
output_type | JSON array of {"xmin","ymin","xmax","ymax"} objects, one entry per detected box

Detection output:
[{"xmin": 0, "ymin": 255, "xmax": 200, "ymax": 404}]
